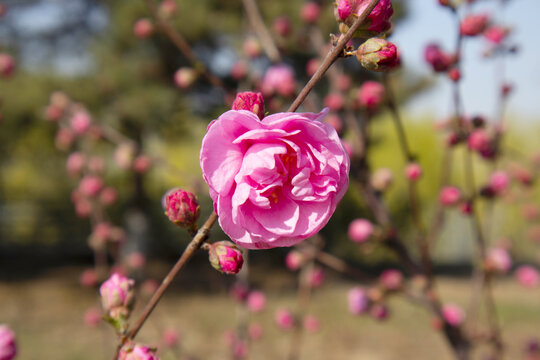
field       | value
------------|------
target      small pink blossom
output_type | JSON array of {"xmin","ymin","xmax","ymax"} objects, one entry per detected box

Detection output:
[
  {"xmin": 133, "ymin": 18, "xmax": 154, "ymax": 39},
  {"xmin": 489, "ymin": 171, "xmax": 509, "ymax": 195},
  {"xmin": 275, "ymin": 309, "xmax": 295, "ymax": 330},
  {"xmin": 468, "ymin": 129, "xmax": 491, "ymax": 153},
  {"xmin": 379, "ymin": 269, "xmax": 403, "ymax": 291},
  {"xmin": 335, "ymin": 0, "xmax": 393, "ymax": 35},
  {"xmin": 285, "ymin": 250, "xmax": 304, "ymax": 271},
  {"xmin": 70, "ymin": 111, "xmax": 92, "ymax": 135},
  {"xmin": 273, "ymin": 16, "xmax": 292, "ymax": 36},
  {"xmin": 460, "ymin": 14, "xmax": 489, "ymax": 36},
  {"xmin": 447, "ymin": 68, "xmax": 461, "ymax": 82},
  {"xmin": 79, "ymin": 175, "xmax": 104, "ymax": 197},
  {"xmin": 358, "ymin": 81, "xmax": 384, "ymax": 111},
  {"xmin": 307, "ymin": 266, "xmax": 325, "ymax": 288},
  {"xmin": 348, "ymin": 219, "xmax": 374, "ymax": 243},
  {"xmin": 424, "ymin": 43, "xmax": 454, "ymax": 73},
  {"xmin": 66, "ymin": 152, "xmax": 86, "ymax": 177},
  {"xmin": 323, "ymin": 93, "xmax": 345, "ymax": 111},
  {"xmin": 516, "ymin": 265, "xmax": 540, "ymax": 288},
  {"xmin": 55, "ymin": 128, "xmax": 75, "ymax": 150},
  {"xmin": 247, "ymin": 291, "xmax": 266, "ymax": 313},
  {"xmin": 348, "ymin": 287, "xmax": 370, "ymax": 315},
  {"xmin": 200, "ymin": 108, "xmax": 349, "ymax": 249},
  {"xmin": 133, "ymin": 155, "xmax": 152, "ymax": 173},
  {"xmin": 300, "ymin": 2, "xmax": 321, "ymax": 24},
  {"xmin": 261, "ymin": 65, "xmax": 296, "ymax": 97},
  {"xmin": 232, "ymin": 91, "xmax": 265, "ymax": 120},
  {"xmin": 162, "ymin": 328, "xmax": 180, "ymax": 348},
  {"xmin": 442, "ymin": 304, "xmax": 465, "ymax": 327},
  {"xmin": 405, "ymin": 163, "xmax": 422, "ymax": 181},
  {"xmin": 303, "ymin": 315, "xmax": 320, "ymax": 333},
  {"xmin": 484, "ymin": 26, "xmax": 508, "ymax": 44},
  {"xmin": 439, "ymin": 186, "xmax": 461, "ymax": 206},
  {"xmin": 0, "ymin": 325, "xmax": 17, "ymax": 360},
  {"xmin": 84, "ymin": 308, "xmax": 101, "ymax": 328}
]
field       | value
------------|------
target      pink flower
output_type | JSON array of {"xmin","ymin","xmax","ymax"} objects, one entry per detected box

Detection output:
[
  {"xmin": 515, "ymin": 265, "xmax": 539, "ymax": 288},
  {"xmin": 439, "ymin": 186, "xmax": 461, "ymax": 206},
  {"xmin": 303, "ymin": 315, "xmax": 320, "ymax": 332},
  {"xmin": 275, "ymin": 309, "xmax": 295, "ymax": 330},
  {"xmin": 243, "ymin": 37, "xmax": 262, "ymax": 58},
  {"xmin": 300, "ymin": 2, "xmax": 321, "ymax": 24},
  {"xmin": 247, "ymin": 291, "xmax": 267, "ymax": 313},
  {"xmin": 55, "ymin": 128, "xmax": 75, "ymax": 150},
  {"xmin": 162, "ymin": 328, "xmax": 180, "ymax": 348},
  {"xmin": 200, "ymin": 108, "xmax": 350, "ymax": 249},
  {"xmin": 100, "ymin": 186, "xmax": 118, "ymax": 206},
  {"xmin": 405, "ymin": 163, "xmax": 422, "ymax": 181},
  {"xmin": 0, "ymin": 53, "xmax": 15, "ymax": 78},
  {"xmin": 356, "ymin": 38, "xmax": 401, "ymax": 72},
  {"xmin": 163, "ymin": 188, "xmax": 200, "ymax": 229},
  {"xmin": 119, "ymin": 343, "xmax": 159, "ymax": 360},
  {"xmin": 261, "ymin": 65, "xmax": 296, "ymax": 97},
  {"xmin": 485, "ymin": 247, "xmax": 512, "ymax": 274},
  {"xmin": 133, "ymin": 155, "xmax": 152, "ymax": 173},
  {"xmin": 127, "ymin": 252, "xmax": 146, "ymax": 269},
  {"xmin": 208, "ymin": 241, "xmax": 244, "ymax": 274},
  {"xmin": 484, "ymin": 26, "xmax": 508, "ymax": 44},
  {"xmin": 488, "ymin": 171, "xmax": 509, "ymax": 195},
  {"xmin": 307, "ymin": 266, "xmax": 325, "ymax": 288},
  {"xmin": 424, "ymin": 43, "xmax": 454, "ymax": 73},
  {"xmin": 285, "ymin": 250, "xmax": 304, "ymax": 271},
  {"xmin": 370, "ymin": 303, "xmax": 389, "ymax": 321},
  {"xmin": 460, "ymin": 14, "xmax": 489, "ymax": 36},
  {"xmin": 133, "ymin": 18, "xmax": 154, "ymax": 39},
  {"xmin": 0, "ymin": 325, "xmax": 16, "ymax": 360},
  {"xmin": 379, "ymin": 269, "xmax": 403, "ymax": 291},
  {"xmin": 84, "ymin": 308, "xmax": 101, "ymax": 328},
  {"xmin": 348, "ymin": 287, "xmax": 370, "ymax": 315},
  {"xmin": 70, "ymin": 111, "xmax": 92, "ymax": 135},
  {"xmin": 468, "ymin": 129, "xmax": 491, "ymax": 153},
  {"xmin": 232, "ymin": 92, "xmax": 265, "ymax": 120},
  {"xmin": 442, "ymin": 304, "xmax": 465, "ymax": 327},
  {"xmin": 79, "ymin": 175, "xmax": 104, "ymax": 197},
  {"xmin": 335, "ymin": 0, "xmax": 393, "ymax": 35},
  {"xmin": 273, "ymin": 16, "xmax": 292, "ymax": 36},
  {"xmin": 100, "ymin": 273, "xmax": 136, "ymax": 319},
  {"xmin": 348, "ymin": 219, "xmax": 374, "ymax": 243},
  {"xmin": 358, "ymin": 81, "xmax": 384, "ymax": 111},
  {"xmin": 66, "ymin": 152, "xmax": 86, "ymax": 177}
]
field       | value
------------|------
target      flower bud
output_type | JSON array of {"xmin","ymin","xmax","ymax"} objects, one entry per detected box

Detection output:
[
  {"xmin": 447, "ymin": 68, "xmax": 461, "ymax": 82},
  {"xmin": 208, "ymin": 241, "xmax": 244, "ymax": 275},
  {"xmin": 424, "ymin": 43, "xmax": 454, "ymax": 72},
  {"xmin": 484, "ymin": 26, "xmax": 509, "ymax": 44},
  {"xmin": 488, "ymin": 171, "xmax": 509, "ymax": 195},
  {"xmin": 442, "ymin": 303, "xmax": 465, "ymax": 327},
  {"xmin": 356, "ymin": 38, "xmax": 400, "ymax": 72},
  {"xmin": 439, "ymin": 186, "xmax": 461, "ymax": 206},
  {"xmin": 405, "ymin": 163, "xmax": 422, "ymax": 181},
  {"xmin": 0, "ymin": 53, "xmax": 15, "ymax": 78},
  {"xmin": 273, "ymin": 16, "xmax": 292, "ymax": 37},
  {"xmin": 468, "ymin": 129, "xmax": 491, "ymax": 153},
  {"xmin": 247, "ymin": 290, "xmax": 266, "ymax": 313},
  {"xmin": 348, "ymin": 287, "xmax": 370, "ymax": 315},
  {"xmin": 370, "ymin": 303, "xmax": 389, "ymax": 321},
  {"xmin": 460, "ymin": 14, "xmax": 489, "ymax": 36},
  {"xmin": 323, "ymin": 93, "xmax": 345, "ymax": 111},
  {"xmin": 70, "ymin": 111, "xmax": 92, "ymax": 135},
  {"xmin": 66, "ymin": 152, "xmax": 86, "ymax": 178},
  {"xmin": 0, "ymin": 325, "xmax": 17, "ymax": 360},
  {"xmin": 334, "ymin": 0, "xmax": 393, "ymax": 37},
  {"xmin": 163, "ymin": 188, "xmax": 200, "ymax": 229},
  {"xmin": 133, "ymin": 155, "xmax": 152, "ymax": 173},
  {"xmin": 348, "ymin": 219, "xmax": 374, "ymax": 243},
  {"xmin": 232, "ymin": 91, "xmax": 265, "ymax": 120},
  {"xmin": 119, "ymin": 343, "xmax": 159, "ymax": 360},
  {"xmin": 285, "ymin": 250, "xmax": 304, "ymax": 271},
  {"xmin": 485, "ymin": 247, "xmax": 512, "ymax": 274},
  {"xmin": 358, "ymin": 81, "xmax": 384, "ymax": 111},
  {"xmin": 275, "ymin": 309, "xmax": 295, "ymax": 330},
  {"xmin": 307, "ymin": 266, "xmax": 325, "ymax": 288},
  {"xmin": 158, "ymin": 0, "xmax": 178, "ymax": 18},
  {"xmin": 79, "ymin": 175, "xmax": 104, "ymax": 197},
  {"xmin": 300, "ymin": 2, "xmax": 321, "ymax": 24},
  {"xmin": 174, "ymin": 67, "xmax": 197, "ymax": 89},
  {"xmin": 262, "ymin": 64, "xmax": 296, "ymax": 97},
  {"xmin": 133, "ymin": 18, "xmax": 154, "ymax": 39},
  {"xmin": 100, "ymin": 273, "xmax": 136, "ymax": 322},
  {"xmin": 515, "ymin": 265, "xmax": 539, "ymax": 288},
  {"xmin": 379, "ymin": 269, "xmax": 403, "ymax": 291}
]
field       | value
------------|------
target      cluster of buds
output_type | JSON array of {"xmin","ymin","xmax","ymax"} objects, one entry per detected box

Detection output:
[
  {"xmin": 100, "ymin": 273, "xmax": 136, "ymax": 332},
  {"xmin": 163, "ymin": 188, "xmax": 200, "ymax": 231},
  {"xmin": 208, "ymin": 241, "xmax": 244, "ymax": 275}
]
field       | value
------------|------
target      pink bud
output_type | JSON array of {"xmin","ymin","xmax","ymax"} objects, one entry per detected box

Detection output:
[
  {"xmin": 275, "ymin": 309, "xmax": 295, "ymax": 330},
  {"xmin": 424, "ymin": 43, "xmax": 454, "ymax": 72},
  {"xmin": 356, "ymin": 38, "xmax": 400, "ymax": 72},
  {"xmin": 323, "ymin": 93, "xmax": 345, "ymax": 111},
  {"xmin": 114, "ymin": 143, "xmax": 136, "ymax": 170},
  {"xmin": 460, "ymin": 14, "xmax": 489, "ymax": 36},
  {"xmin": 300, "ymin": 2, "xmax": 321, "ymax": 24},
  {"xmin": 371, "ymin": 168, "xmax": 394, "ymax": 191},
  {"xmin": 247, "ymin": 290, "xmax": 266, "ymax": 313},
  {"xmin": 335, "ymin": 0, "xmax": 393, "ymax": 35},
  {"xmin": 100, "ymin": 273, "xmax": 136, "ymax": 319},
  {"xmin": 232, "ymin": 91, "xmax": 265, "ymax": 120},
  {"xmin": 208, "ymin": 241, "xmax": 244, "ymax": 275},
  {"xmin": 133, "ymin": 155, "xmax": 152, "ymax": 173},
  {"xmin": 405, "ymin": 163, "xmax": 422, "ymax": 181},
  {"xmin": 379, "ymin": 269, "xmax": 403, "ymax": 291},
  {"xmin": 0, "ymin": 325, "xmax": 17, "ymax": 360},
  {"xmin": 488, "ymin": 171, "xmax": 509, "ymax": 195},
  {"xmin": 127, "ymin": 252, "xmax": 146, "ymax": 270},
  {"xmin": 162, "ymin": 328, "xmax": 180, "ymax": 348},
  {"xmin": 55, "ymin": 128, "xmax": 75, "ymax": 151},
  {"xmin": 348, "ymin": 219, "xmax": 374, "ymax": 243},
  {"xmin": 163, "ymin": 188, "xmax": 200, "ymax": 228},
  {"xmin": 229, "ymin": 283, "xmax": 249, "ymax": 302},
  {"xmin": 44, "ymin": 105, "xmax": 63, "ymax": 122},
  {"xmin": 484, "ymin": 26, "xmax": 508, "ymax": 44},
  {"xmin": 305, "ymin": 58, "xmax": 320, "ymax": 77},
  {"xmin": 273, "ymin": 16, "xmax": 292, "ymax": 36},
  {"xmin": 133, "ymin": 18, "xmax": 154, "ymax": 39},
  {"xmin": 307, "ymin": 266, "xmax": 325, "ymax": 288},
  {"xmin": 248, "ymin": 323, "xmax": 264, "ymax": 341},
  {"xmin": 66, "ymin": 152, "xmax": 86, "ymax": 177},
  {"xmin": 70, "ymin": 111, "xmax": 92, "ymax": 135},
  {"xmin": 174, "ymin": 67, "xmax": 197, "ymax": 89},
  {"xmin": 0, "ymin": 53, "xmax": 15, "ymax": 78},
  {"xmin": 358, "ymin": 81, "xmax": 384, "ymax": 111},
  {"xmin": 243, "ymin": 36, "xmax": 262, "ymax": 58},
  {"xmin": 468, "ymin": 129, "xmax": 491, "ymax": 153},
  {"xmin": 516, "ymin": 266, "xmax": 539, "ymax": 288},
  {"xmin": 80, "ymin": 268, "xmax": 98, "ymax": 288},
  {"xmin": 442, "ymin": 303, "xmax": 465, "ymax": 327},
  {"xmin": 370, "ymin": 303, "xmax": 389, "ymax": 321},
  {"xmin": 303, "ymin": 315, "xmax": 320, "ymax": 333},
  {"xmin": 119, "ymin": 343, "xmax": 159, "ymax": 360},
  {"xmin": 336, "ymin": 0, "xmax": 353, "ymax": 20},
  {"xmin": 485, "ymin": 247, "xmax": 512, "ymax": 274},
  {"xmin": 262, "ymin": 64, "xmax": 296, "ymax": 97},
  {"xmin": 79, "ymin": 175, "xmax": 104, "ymax": 197},
  {"xmin": 348, "ymin": 287, "xmax": 370, "ymax": 315},
  {"xmin": 285, "ymin": 250, "xmax": 304, "ymax": 271},
  {"xmin": 439, "ymin": 186, "xmax": 461, "ymax": 206},
  {"xmin": 100, "ymin": 186, "xmax": 118, "ymax": 206},
  {"xmin": 447, "ymin": 68, "xmax": 461, "ymax": 82}
]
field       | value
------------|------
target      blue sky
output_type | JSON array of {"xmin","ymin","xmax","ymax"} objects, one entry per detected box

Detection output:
[{"xmin": 392, "ymin": 0, "xmax": 540, "ymax": 121}]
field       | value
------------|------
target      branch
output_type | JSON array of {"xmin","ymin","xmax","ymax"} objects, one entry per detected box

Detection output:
[{"xmin": 241, "ymin": 0, "xmax": 281, "ymax": 63}]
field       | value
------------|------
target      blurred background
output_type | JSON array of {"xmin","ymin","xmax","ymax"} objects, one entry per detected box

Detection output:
[{"xmin": 1, "ymin": 0, "xmax": 540, "ymax": 359}]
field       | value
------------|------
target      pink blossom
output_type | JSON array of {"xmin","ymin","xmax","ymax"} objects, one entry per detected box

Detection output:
[
  {"xmin": 119, "ymin": 343, "xmax": 159, "ymax": 360},
  {"xmin": 285, "ymin": 250, "xmax": 304, "ymax": 271},
  {"xmin": 303, "ymin": 315, "xmax": 320, "ymax": 333},
  {"xmin": 275, "ymin": 309, "xmax": 295, "ymax": 330},
  {"xmin": 232, "ymin": 92, "xmax": 265, "ymax": 120},
  {"xmin": 348, "ymin": 219, "xmax": 374, "ymax": 243},
  {"xmin": 324, "ymin": 93, "xmax": 345, "ymax": 111},
  {"xmin": 484, "ymin": 26, "xmax": 508, "ymax": 44},
  {"xmin": 55, "ymin": 128, "xmax": 75, "ymax": 150},
  {"xmin": 243, "ymin": 37, "xmax": 262, "ymax": 58},
  {"xmin": 273, "ymin": 16, "xmax": 292, "ymax": 36},
  {"xmin": 379, "ymin": 269, "xmax": 403, "ymax": 291},
  {"xmin": 468, "ymin": 129, "xmax": 491, "ymax": 153},
  {"xmin": 158, "ymin": 0, "xmax": 178, "ymax": 18},
  {"xmin": 208, "ymin": 241, "xmax": 244, "ymax": 274},
  {"xmin": 370, "ymin": 303, "xmax": 389, "ymax": 321},
  {"xmin": 356, "ymin": 38, "xmax": 400, "ymax": 72},
  {"xmin": 66, "ymin": 152, "xmax": 86, "ymax": 177},
  {"xmin": 516, "ymin": 266, "xmax": 540, "ymax": 288},
  {"xmin": 261, "ymin": 65, "xmax": 296, "ymax": 97},
  {"xmin": 127, "ymin": 252, "xmax": 146, "ymax": 269},
  {"xmin": 44, "ymin": 104, "xmax": 63, "ymax": 121},
  {"xmin": 70, "ymin": 111, "xmax": 92, "ymax": 135},
  {"xmin": 133, "ymin": 18, "xmax": 154, "ymax": 39},
  {"xmin": 247, "ymin": 291, "xmax": 267, "ymax": 313},
  {"xmin": 405, "ymin": 163, "xmax": 422, "ymax": 181},
  {"xmin": 174, "ymin": 67, "xmax": 197, "ymax": 89},
  {"xmin": 80, "ymin": 268, "xmax": 98, "ymax": 288},
  {"xmin": 200, "ymin": 108, "xmax": 350, "ymax": 249},
  {"xmin": 486, "ymin": 247, "xmax": 512, "ymax": 274},
  {"xmin": 424, "ymin": 43, "xmax": 454, "ymax": 72},
  {"xmin": 100, "ymin": 273, "xmax": 136, "ymax": 318},
  {"xmin": 248, "ymin": 323, "xmax": 264, "ymax": 340},
  {"xmin": 132, "ymin": 155, "xmax": 151, "ymax": 173},
  {"xmin": 442, "ymin": 304, "xmax": 465, "ymax": 327},
  {"xmin": 358, "ymin": 81, "xmax": 384, "ymax": 111},
  {"xmin": 79, "ymin": 175, "xmax": 104, "ymax": 197},
  {"xmin": 447, "ymin": 68, "xmax": 461, "ymax": 82},
  {"xmin": 489, "ymin": 171, "xmax": 509, "ymax": 195},
  {"xmin": 162, "ymin": 328, "xmax": 180, "ymax": 348},
  {"xmin": 439, "ymin": 186, "xmax": 461, "ymax": 206},
  {"xmin": 348, "ymin": 287, "xmax": 370, "ymax": 315},
  {"xmin": 84, "ymin": 308, "xmax": 101, "ymax": 328},
  {"xmin": 308, "ymin": 266, "xmax": 325, "ymax": 288},
  {"xmin": 163, "ymin": 188, "xmax": 200, "ymax": 228},
  {"xmin": 0, "ymin": 325, "xmax": 17, "ymax": 360},
  {"xmin": 335, "ymin": 0, "xmax": 393, "ymax": 35},
  {"xmin": 0, "ymin": 53, "xmax": 15, "ymax": 78},
  {"xmin": 460, "ymin": 14, "xmax": 489, "ymax": 36},
  {"xmin": 229, "ymin": 283, "xmax": 249, "ymax": 302},
  {"xmin": 300, "ymin": 2, "xmax": 321, "ymax": 24}
]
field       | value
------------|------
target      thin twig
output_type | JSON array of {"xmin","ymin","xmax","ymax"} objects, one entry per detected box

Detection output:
[{"xmin": 241, "ymin": 0, "xmax": 281, "ymax": 63}]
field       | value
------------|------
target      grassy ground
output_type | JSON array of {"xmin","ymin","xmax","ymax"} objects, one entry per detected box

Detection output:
[{"xmin": 1, "ymin": 266, "xmax": 539, "ymax": 360}]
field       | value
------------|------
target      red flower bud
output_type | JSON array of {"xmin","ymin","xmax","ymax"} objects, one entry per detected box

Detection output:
[
  {"xmin": 163, "ymin": 189, "xmax": 200, "ymax": 229},
  {"xmin": 231, "ymin": 91, "xmax": 265, "ymax": 120},
  {"xmin": 208, "ymin": 241, "xmax": 244, "ymax": 275},
  {"xmin": 356, "ymin": 38, "xmax": 400, "ymax": 72}
]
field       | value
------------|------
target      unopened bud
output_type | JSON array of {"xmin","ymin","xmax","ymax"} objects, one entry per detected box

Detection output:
[
  {"xmin": 208, "ymin": 241, "xmax": 244, "ymax": 275},
  {"xmin": 133, "ymin": 18, "xmax": 154, "ymax": 39},
  {"xmin": 358, "ymin": 81, "xmax": 385, "ymax": 111},
  {"xmin": 356, "ymin": 38, "xmax": 400, "ymax": 72},
  {"xmin": 348, "ymin": 218, "xmax": 374, "ymax": 243},
  {"xmin": 100, "ymin": 273, "xmax": 136, "ymax": 328},
  {"xmin": 232, "ymin": 91, "xmax": 265, "ymax": 120},
  {"xmin": 439, "ymin": 186, "xmax": 461, "ymax": 206},
  {"xmin": 163, "ymin": 188, "xmax": 200, "ymax": 229},
  {"xmin": 119, "ymin": 343, "xmax": 159, "ymax": 360},
  {"xmin": 174, "ymin": 67, "xmax": 197, "ymax": 89},
  {"xmin": 405, "ymin": 163, "xmax": 422, "ymax": 181},
  {"xmin": 460, "ymin": 14, "xmax": 489, "ymax": 37}
]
